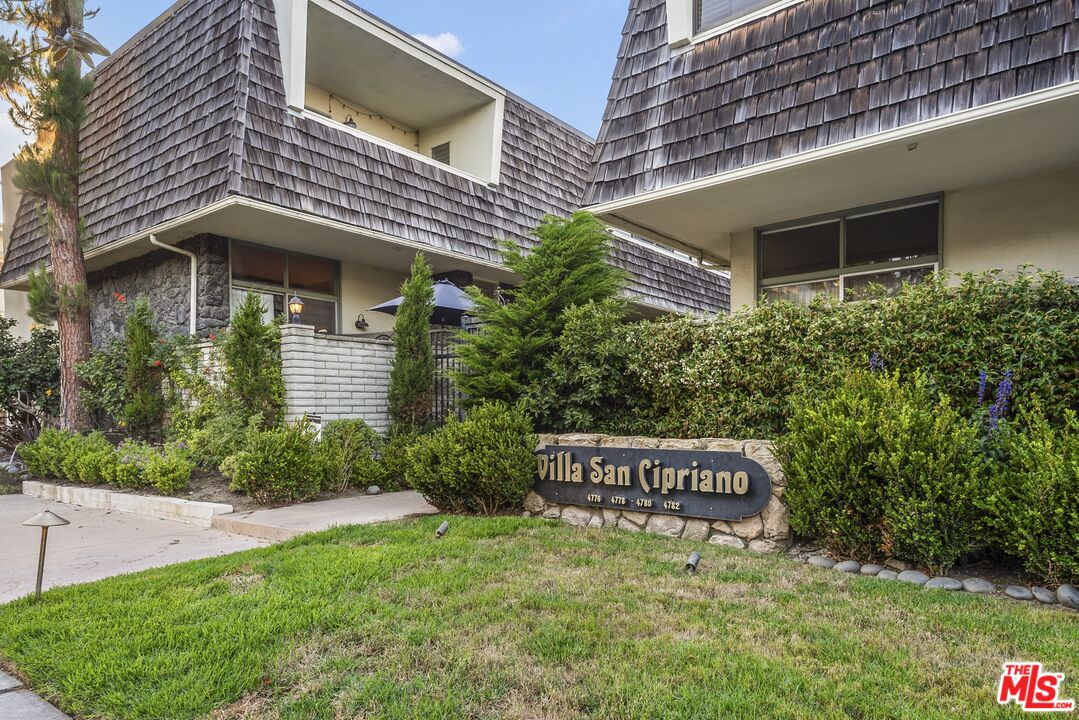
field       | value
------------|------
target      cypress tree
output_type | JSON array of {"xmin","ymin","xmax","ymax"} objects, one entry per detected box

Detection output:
[
  {"xmin": 452, "ymin": 211, "xmax": 626, "ymax": 411},
  {"xmin": 388, "ymin": 254, "xmax": 435, "ymax": 432}
]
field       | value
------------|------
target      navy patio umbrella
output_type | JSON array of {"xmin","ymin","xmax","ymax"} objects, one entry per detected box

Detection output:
[{"xmin": 370, "ymin": 279, "xmax": 477, "ymax": 326}]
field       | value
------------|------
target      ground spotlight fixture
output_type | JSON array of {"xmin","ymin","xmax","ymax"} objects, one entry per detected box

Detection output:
[
  {"xmin": 435, "ymin": 521, "xmax": 449, "ymax": 538},
  {"xmin": 686, "ymin": 552, "xmax": 701, "ymax": 574}
]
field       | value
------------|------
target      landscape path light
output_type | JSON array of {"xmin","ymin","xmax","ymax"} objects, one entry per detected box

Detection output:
[
  {"xmin": 686, "ymin": 552, "xmax": 701, "ymax": 574},
  {"xmin": 435, "ymin": 521, "xmax": 449, "ymax": 539},
  {"xmin": 22, "ymin": 509, "xmax": 70, "ymax": 600}
]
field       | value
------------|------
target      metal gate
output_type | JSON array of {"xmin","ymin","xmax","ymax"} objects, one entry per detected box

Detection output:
[{"xmin": 430, "ymin": 328, "xmax": 465, "ymax": 424}]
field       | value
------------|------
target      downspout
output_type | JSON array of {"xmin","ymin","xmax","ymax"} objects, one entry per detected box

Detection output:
[{"xmin": 149, "ymin": 235, "xmax": 198, "ymax": 336}]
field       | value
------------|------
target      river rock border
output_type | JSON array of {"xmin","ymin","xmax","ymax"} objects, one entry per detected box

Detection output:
[{"xmin": 525, "ymin": 434, "xmax": 791, "ymax": 552}]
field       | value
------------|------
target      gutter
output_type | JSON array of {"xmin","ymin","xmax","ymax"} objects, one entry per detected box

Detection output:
[{"xmin": 149, "ymin": 234, "xmax": 197, "ymax": 335}]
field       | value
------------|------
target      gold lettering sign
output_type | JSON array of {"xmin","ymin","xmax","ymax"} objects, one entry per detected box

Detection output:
[{"xmin": 534, "ymin": 445, "xmax": 772, "ymax": 522}]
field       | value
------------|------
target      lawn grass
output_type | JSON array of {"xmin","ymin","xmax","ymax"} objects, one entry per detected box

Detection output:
[{"xmin": 0, "ymin": 516, "xmax": 1075, "ymax": 719}]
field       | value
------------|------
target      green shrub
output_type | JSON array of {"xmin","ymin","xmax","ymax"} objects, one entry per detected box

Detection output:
[
  {"xmin": 381, "ymin": 427, "xmax": 423, "ymax": 491},
  {"xmin": 142, "ymin": 445, "xmax": 195, "ymax": 495},
  {"xmin": 984, "ymin": 410, "xmax": 1079, "ymax": 583},
  {"xmin": 557, "ymin": 270, "xmax": 1078, "ymax": 439},
  {"xmin": 223, "ymin": 422, "xmax": 323, "ymax": 504},
  {"xmin": 452, "ymin": 212, "xmax": 626, "ymax": 412},
  {"xmin": 779, "ymin": 372, "xmax": 894, "ymax": 557},
  {"xmin": 21, "ymin": 428, "xmax": 76, "ymax": 478},
  {"xmin": 387, "ymin": 254, "xmax": 435, "ymax": 433},
  {"xmin": 105, "ymin": 440, "xmax": 154, "ymax": 488},
  {"xmin": 530, "ymin": 298, "xmax": 630, "ymax": 432},
  {"xmin": 61, "ymin": 432, "xmax": 113, "ymax": 483},
  {"xmin": 220, "ymin": 293, "xmax": 285, "ymax": 428},
  {"xmin": 780, "ymin": 371, "xmax": 990, "ymax": 569},
  {"xmin": 405, "ymin": 401, "xmax": 536, "ymax": 514},
  {"xmin": 186, "ymin": 411, "xmax": 250, "ymax": 470},
  {"xmin": 872, "ymin": 377, "xmax": 990, "ymax": 569},
  {"xmin": 0, "ymin": 319, "xmax": 60, "ymax": 425},
  {"xmin": 319, "ymin": 419, "xmax": 385, "ymax": 492},
  {"xmin": 122, "ymin": 298, "xmax": 169, "ymax": 440}
]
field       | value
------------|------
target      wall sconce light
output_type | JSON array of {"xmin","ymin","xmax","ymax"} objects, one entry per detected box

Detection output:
[
  {"xmin": 354, "ymin": 314, "xmax": 369, "ymax": 331},
  {"xmin": 288, "ymin": 295, "xmax": 304, "ymax": 324},
  {"xmin": 686, "ymin": 552, "xmax": 701, "ymax": 574},
  {"xmin": 344, "ymin": 114, "xmax": 357, "ymax": 129}
]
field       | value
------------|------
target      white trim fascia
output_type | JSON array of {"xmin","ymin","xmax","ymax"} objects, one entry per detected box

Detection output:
[
  {"xmin": 0, "ymin": 195, "xmax": 513, "ymax": 289},
  {"xmin": 300, "ymin": 110, "xmax": 499, "ymax": 187},
  {"xmin": 587, "ymin": 81, "xmax": 1079, "ymax": 216}
]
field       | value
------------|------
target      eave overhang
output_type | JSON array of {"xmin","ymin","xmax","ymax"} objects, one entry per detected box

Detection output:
[{"xmin": 587, "ymin": 82, "xmax": 1079, "ymax": 264}]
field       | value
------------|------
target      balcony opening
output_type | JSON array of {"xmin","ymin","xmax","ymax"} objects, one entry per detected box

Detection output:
[{"xmin": 301, "ymin": 0, "xmax": 504, "ymax": 184}]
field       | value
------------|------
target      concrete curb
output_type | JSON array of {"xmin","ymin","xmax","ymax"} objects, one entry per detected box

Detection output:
[
  {"xmin": 210, "ymin": 515, "xmax": 301, "ymax": 542},
  {"xmin": 22, "ymin": 481, "xmax": 233, "ymax": 528}
]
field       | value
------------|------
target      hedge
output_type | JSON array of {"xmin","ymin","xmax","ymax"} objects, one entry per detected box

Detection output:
[{"xmin": 547, "ymin": 270, "xmax": 1079, "ymax": 439}]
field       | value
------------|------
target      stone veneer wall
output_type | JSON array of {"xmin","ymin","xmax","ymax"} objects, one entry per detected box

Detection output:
[
  {"xmin": 87, "ymin": 234, "xmax": 229, "ymax": 345},
  {"xmin": 525, "ymin": 434, "xmax": 790, "ymax": 552},
  {"xmin": 280, "ymin": 325, "xmax": 394, "ymax": 433}
]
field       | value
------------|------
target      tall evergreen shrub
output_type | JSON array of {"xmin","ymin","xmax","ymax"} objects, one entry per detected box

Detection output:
[
  {"xmin": 453, "ymin": 212, "xmax": 625, "ymax": 414},
  {"xmin": 388, "ymin": 254, "xmax": 435, "ymax": 433},
  {"xmin": 122, "ymin": 297, "xmax": 167, "ymax": 439},
  {"xmin": 221, "ymin": 293, "xmax": 284, "ymax": 427}
]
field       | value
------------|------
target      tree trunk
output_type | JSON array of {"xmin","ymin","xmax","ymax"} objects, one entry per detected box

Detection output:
[
  {"xmin": 48, "ymin": 196, "xmax": 92, "ymax": 431},
  {"xmin": 46, "ymin": 0, "xmax": 92, "ymax": 431}
]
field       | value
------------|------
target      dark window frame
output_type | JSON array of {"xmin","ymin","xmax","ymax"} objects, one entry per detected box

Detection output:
[
  {"xmin": 228, "ymin": 240, "xmax": 342, "ymax": 333},
  {"xmin": 755, "ymin": 194, "xmax": 942, "ymax": 303}
]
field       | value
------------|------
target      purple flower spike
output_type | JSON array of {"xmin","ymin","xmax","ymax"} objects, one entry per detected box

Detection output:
[{"xmin": 976, "ymin": 370, "xmax": 988, "ymax": 405}]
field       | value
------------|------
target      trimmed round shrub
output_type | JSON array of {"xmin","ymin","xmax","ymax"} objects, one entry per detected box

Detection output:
[
  {"xmin": 142, "ymin": 445, "xmax": 195, "ymax": 495},
  {"xmin": 319, "ymin": 419, "xmax": 386, "ymax": 492},
  {"xmin": 780, "ymin": 371, "xmax": 990, "ymax": 569},
  {"xmin": 984, "ymin": 409, "xmax": 1079, "ymax": 583},
  {"xmin": 20, "ymin": 428, "xmax": 76, "ymax": 478},
  {"xmin": 223, "ymin": 422, "xmax": 323, "ymax": 504},
  {"xmin": 405, "ymin": 401, "xmax": 537, "ymax": 514}
]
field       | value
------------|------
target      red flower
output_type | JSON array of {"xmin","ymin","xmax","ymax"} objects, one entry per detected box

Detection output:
[
  {"xmin": 208, "ymin": 333, "xmax": 217, "ymax": 341},
  {"xmin": 113, "ymin": 292, "xmax": 127, "ymax": 303},
  {"xmin": 153, "ymin": 360, "xmax": 162, "ymax": 367}
]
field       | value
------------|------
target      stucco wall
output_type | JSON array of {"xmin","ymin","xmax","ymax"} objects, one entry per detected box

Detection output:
[
  {"xmin": 280, "ymin": 324, "xmax": 394, "ymax": 433},
  {"xmin": 0, "ymin": 289, "xmax": 33, "ymax": 340},
  {"xmin": 942, "ymin": 166, "xmax": 1079, "ymax": 278},
  {"xmin": 339, "ymin": 261, "xmax": 407, "ymax": 336},
  {"xmin": 727, "ymin": 166, "xmax": 1079, "ymax": 311}
]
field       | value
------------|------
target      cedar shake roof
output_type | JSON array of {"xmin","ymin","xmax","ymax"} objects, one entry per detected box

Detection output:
[
  {"xmin": 2, "ymin": 0, "xmax": 729, "ymax": 315},
  {"xmin": 588, "ymin": 0, "xmax": 1079, "ymax": 206}
]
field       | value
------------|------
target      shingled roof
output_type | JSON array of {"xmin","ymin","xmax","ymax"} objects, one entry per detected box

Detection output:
[
  {"xmin": 1, "ymin": 0, "xmax": 729, "ymax": 315},
  {"xmin": 588, "ymin": 0, "xmax": 1079, "ymax": 205}
]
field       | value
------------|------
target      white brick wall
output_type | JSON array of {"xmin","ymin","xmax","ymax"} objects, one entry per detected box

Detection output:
[{"xmin": 279, "ymin": 325, "xmax": 395, "ymax": 433}]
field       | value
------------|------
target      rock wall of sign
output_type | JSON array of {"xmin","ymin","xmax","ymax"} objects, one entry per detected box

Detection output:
[{"xmin": 526, "ymin": 434, "xmax": 790, "ymax": 552}]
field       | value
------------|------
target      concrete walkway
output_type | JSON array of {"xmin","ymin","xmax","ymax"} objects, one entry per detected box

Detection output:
[
  {"xmin": 0, "ymin": 495, "xmax": 267, "ymax": 604},
  {"xmin": 0, "ymin": 670, "xmax": 68, "ymax": 719},
  {"xmin": 211, "ymin": 491, "xmax": 438, "ymax": 541}
]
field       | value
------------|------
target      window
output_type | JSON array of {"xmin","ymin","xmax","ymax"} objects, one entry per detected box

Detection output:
[
  {"xmin": 696, "ymin": 0, "xmax": 784, "ymax": 33},
  {"xmin": 432, "ymin": 142, "xmax": 451, "ymax": 165},
  {"xmin": 230, "ymin": 242, "xmax": 339, "ymax": 333},
  {"xmin": 758, "ymin": 198, "xmax": 940, "ymax": 305}
]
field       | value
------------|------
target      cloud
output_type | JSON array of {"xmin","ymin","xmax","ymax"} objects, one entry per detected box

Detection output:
[{"xmin": 412, "ymin": 32, "xmax": 464, "ymax": 58}]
